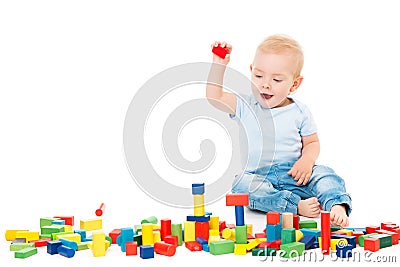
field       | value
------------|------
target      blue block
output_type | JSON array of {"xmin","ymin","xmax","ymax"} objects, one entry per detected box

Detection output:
[
  {"xmin": 310, "ymin": 241, "xmax": 320, "ymax": 249},
  {"xmin": 235, "ymin": 206, "xmax": 245, "ymax": 226},
  {"xmin": 196, "ymin": 237, "xmax": 207, "ymax": 245},
  {"xmin": 300, "ymin": 229, "xmax": 321, "ymax": 239},
  {"xmin": 85, "ymin": 236, "xmax": 92, "ymax": 241},
  {"xmin": 47, "ymin": 240, "xmax": 62, "ymax": 255},
  {"xmin": 140, "ymin": 245, "xmax": 154, "ymax": 259},
  {"xmin": 266, "ymin": 224, "xmax": 282, "ymax": 242},
  {"xmin": 52, "ymin": 219, "xmax": 65, "ymax": 225},
  {"xmin": 202, "ymin": 243, "xmax": 209, "ymax": 252},
  {"xmin": 336, "ymin": 244, "xmax": 353, "ymax": 258},
  {"xmin": 57, "ymin": 245, "xmax": 75, "ymax": 258},
  {"xmin": 74, "ymin": 230, "xmax": 86, "ymax": 242},
  {"xmin": 118, "ymin": 227, "xmax": 134, "ymax": 252},
  {"xmin": 59, "ymin": 238, "xmax": 78, "ymax": 251},
  {"xmin": 331, "ymin": 234, "xmax": 356, "ymax": 249},
  {"xmin": 205, "ymin": 211, "xmax": 212, "ymax": 216},
  {"xmin": 186, "ymin": 215, "xmax": 210, "ymax": 222},
  {"xmin": 299, "ymin": 235, "xmax": 316, "ymax": 250},
  {"xmin": 192, "ymin": 183, "xmax": 205, "ymax": 195},
  {"xmin": 345, "ymin": 227, "xmax": 366, "ymax": 234}
]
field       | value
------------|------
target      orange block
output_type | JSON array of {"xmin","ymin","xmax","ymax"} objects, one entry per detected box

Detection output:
[{"xmin": 225, "ymin": 193, "xmax": 249, "ymax": 206}]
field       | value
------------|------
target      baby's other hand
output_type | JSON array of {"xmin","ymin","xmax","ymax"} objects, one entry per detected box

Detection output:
[
  {"xmin": 287, "ymin": 158, "xmax": 314, "ymax": 186},
  {"xmin": 211, "ymin": 41, "xmax": 232, "ymax": 65}
]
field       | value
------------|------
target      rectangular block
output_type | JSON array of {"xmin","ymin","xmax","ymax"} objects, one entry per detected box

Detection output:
[
  {"xmin": 279, "ymin": 242, "xmax": 305, "ymax": 258},
  {"xmin": 184, "ymin": 221, "xmax": 195, "ymax": 242},
  {"xmin": 41, "ymin": 225, "xmax": 65, "ymax": 235},
  {"xmin": 10, "ymin": 243, "xmax": 35, "ymax": 251},
  {"xmin": 56, "ymin": 233, "xmax": 81, "ymax": 243},
  {"xmin": 282, "ymin": 213, "xmax": 294, "ymax": 228},
  {"xmin": 281, "ymin": 228, "xmax": 296, "ymax": 244},
  {"xmin": 15, "ymin": 231, "xmax": 39, "ymax": 242},
  {"xmin": 226, "ymin": 193, "xmax": 249, "ymax": 206},
  {"xmin": 299, "ymin": 220, "xmax": 317, "ymax": 229},
  {"xmin": 14, "ymin": 247, "xmax": 37, "ymax": 259},
  {"xmin": 5, "ymin": 230, "xmax": 29, "ymax": 241},
  {"xmin": 209, "ymin": 240, "xmax": 234, "ymax": 255},
  {"xmin": 235, "ymin": 225, "xmax": 248, "ymax": 244},
  {"xmin": 364, "ymin": 238, "xmax": 380, "ymax": 252},
  {"xmin": 266, "ymin": 212, "xmax": 280, "ymax": 225},
  {"xmin": 80, "ymin": 219, "xmax": 102, "ymax": 231},
  {"xmin": 266, "ymin": 224, "xmax": 282, "ymax": 242},
  {"xmin": 192, "ymin": 183, "xmax": 205, "ymax": 195},
  {"xmin": 53, "ymin": 216, "xmax": 74, "ymax": 226}
]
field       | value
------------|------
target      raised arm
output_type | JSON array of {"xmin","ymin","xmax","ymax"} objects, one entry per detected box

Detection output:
[{"xmin": 206, "ymin": 41, "xmax": 237, "ymax": 115}]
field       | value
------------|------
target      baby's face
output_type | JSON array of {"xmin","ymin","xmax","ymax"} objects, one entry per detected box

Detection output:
[{"xmin": 251, "ymin": 51, "xmax": 300, "ymax": 108}]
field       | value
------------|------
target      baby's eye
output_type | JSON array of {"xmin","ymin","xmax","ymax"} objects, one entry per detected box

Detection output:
[
  {"xmin": 273, "ymin": 79, "xmax": 282, "ymax": 82},
  {"xmin": 255, "ymin": 75, "xmax": 263, "ymax": 78}
]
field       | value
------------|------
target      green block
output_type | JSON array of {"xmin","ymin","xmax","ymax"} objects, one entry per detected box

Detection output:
[
  {"xmin": 267, "ymin": 248, "xmax": 277, "ymax": 256},
  {"xmin": 40, "ymin": 234, "xmax": 52, "ymax": 239},
  {"xmin": 105, "ymin": 236, "xmax": 112, "ymax": 245},
  {"xmin": 374, "ymin": 234, "xmax": 392, "ymax": 249},
  {"xmin": 41, "ymin": 225, "xmax": 65, "ymax": 235},
  {"xmin": 10, "ymin": 243, "xmax": 35, "ymax": 251},
  {"xmin": 171, "ymin": 224, "xmax": 183, "ymax": 246},
  {"xmin": 134, "ymin": 234, "xmax": 142, "ymax": 246},
  {"xmin": 141, "ymin": 216, "xmax": 158, "ymax": 224},
  {"xmin": 358, "ymin": 234, "xmax": 378, "ymax": 247},
  {"xmin": 282, "ymin": 228, "xmax": 296, "ymax": 244},
  {"xmin": 77, "ymin": 242, "xmax": 89, "ymax": 251},
  {"xmin": 134, "ymin": 224, "xmax": 142, "ymax": 233},
  {"xmin": 14, "ymin": 247, "xmax": 38, "ymax": 259},
  {"xmin": 51, "ymin": 231, "xmax": 74, "ymax": 240},
  {"xmin": 279, "ymin": 242, "xmax": 305, "ymax": 258},
  {"xmin": 40, "ymin": 217, "xmax": 55, "ymax": 228},
  {"xmin": 252, "ymin": 248, "xmax": 266, "ymax": 256},
  {"xmin": 209, "ymin": 240, "xmax": 234, "ymax": 255},
  {"xmin": 235, "ymin": 225, "xmax": 247, "ymax": 244},
  {"xmin": 330, "ymin": 225, "xmax": 342, "ymax": 232},
  {"xmin": 299, "ymin": 220, "xmax": 317, "ymax": 229}
]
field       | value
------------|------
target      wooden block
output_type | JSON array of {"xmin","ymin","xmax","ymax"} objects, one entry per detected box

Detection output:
[
  {"xmin": 5, "ymin": 230, "xmax": 29, "ymax": 241},
  {"xmin": 209, "ymin": 240, "xmax": 234, "ymax": 255},
  {"xmin": 226, "ymin": 193, "xmax": 249, "ymax": 206},
  {"xmin": 266, "ymin": 212, "xmax": 280, "ymax": 225},
  {"xmin": 80, "ymin": 219, "xmax": 102, "ymax": 231},
  {"xmin": 14, "ymin": 247, "xmax": 37, "ymax": 259},
  {"xmin": 282, "ymin": 213, "xmax": 294, "ymax": 228}
]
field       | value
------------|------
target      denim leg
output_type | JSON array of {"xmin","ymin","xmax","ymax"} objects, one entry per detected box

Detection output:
[{"xmin": 232, "ymin": 172, "xmax": 301, "ymax": 214}]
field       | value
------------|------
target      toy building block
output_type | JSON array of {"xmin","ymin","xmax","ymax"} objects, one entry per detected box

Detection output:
[
  {"xmin": 141, "ymin": 224, "xmax": 154, "ymax": 246},
  {"xmin": 295, "ymin": 230, "xmax": 304, "ymax": 242},
  {"xmin": 299, "ymin": 220, "xmax": 317, "ymax": 229},
  {"xmin": 212, "ymin": 45, "xmax": 229, "ymax": 59},
  {"xmin": 226, "ymin": 223, "xmax": 236, "ymax": 229},
  {"xmin": 153, "ymin": 230, "xmax": 161, "ymax": 243},
  {"xmin": 266, "ymin": 212, "xmax": 280, "ymax": 225},
  {"xmin": 226, "ymin": 193, "xmax": 249, "ymax": 206},
  {"xmin": 15, "ymin": 231, "xmax": 39, "ymax": 242},
  {"xmin": 171, "ymin": 223, "xmax": 182, "ymax": 246},
  {"xmin": 14, "ymin": 247, "xmax": 37, "ymax": 259},
  {"xmin": 235, "ymin": 225, "xmax": 248, "ymax": 244},
  {"xmin": 373, "ymin": 234, "xmax": 393, "ymax": 249},
  {"xmin": 141, "ymin": 216, "xmax": 158, "ymax": 224},
  {"xmin": 53, "ymin": 216, "xmax": 74, "ymax": 226},
  {"xmin": 282, "ymin": 213, "xmax": 294, "ymax": 228},
  {"xmin": 108, "ymin": 229, "xmax": 120, "ymax": 244},
  {"xmin": 235, "ymin": 206, "xmax": 245, "ymax": 226},
  {"xmin": 376, "ymin": 229, "xmax": 399, "ymax": 245},
  {"xmin": 222, "ymin": 228, "xmax": 236, "ymax": 241},
  {"xmin": 251, "ymin": 247, "xmax": 266, "ymax": 256},
  {"xmin": 40, "ymin": 217, "xmax": 57, "ymax": 228},
  {"xmin": 330, "ymin": 225, "xmax": 342, "ymax": 232},
  {"xmin": 41, "ymin": 225, "xmax": 64, "ymax": 235},
  {"xmin": 196, "ymin": 236, "xmax": 208, "ymax": 245},
  {"xmin": 234, "ymin": 244, "xmax": 247, "ymax": 255},
  {"xmin": 184, "ymin": 221, "xmax": 196, "ymax": 242},
  {"xmin": 52, "ymin": 219, "xmax": 65, "ymax": 225},
  {"xmin": 246, "ymin": 239, "xmax": 261, "ymax": 251},
  {"xmin": 192, "ymin": 183, "xmax": 205, "ymax": 195},
  {"xmin": 80, "ymin": 219, "xmax": 102, "ymax": 231},
  {"xmin": 210, "ymin": 239, "xmax": 235, "ymax": 255},
  {"xmin": 364, "ymin": 238, "xmax": 380, "ymax": 252},
  {"xmin": 186, "ymin": 215, "xmax": 210, "ymax": 222},
  {"xmin": 5, "ymin": 229, "xmax": 29, "ymax": 241},
  {"xmin": 281, "ymin": 228, "xmax": 296, "ymax": 244},
  {"xmin": 10, "ymin": 242, "xmax": 35, "ymax": 251},
  {"xmin": 47, "ymin": 240, "xmax": 62, "ymax": 255},
  {"xmin": 335, "ymin": 229, "xmax": 353, "ymax": 236},
  {"xmin": 331, "ymin": 234, "xmax": 356, "ymax": 249},
  {"xmin": 293, "ymin": 214, "xmax": 299, "ymax": 230},
  {"xmin": 202, "ymin": 243, "xmax": 210, "ymax": 252},
  {"xmin": 95, "ymin": 203, "xmax": 105, "ymax": 216},
  {"xmin": 140, "ymin": 245, "xmax": 154, "ymax": 259},
  {"xmin": 219, "ymin": 221, "xmax": 227, "ymax": 232},
  {"xmin": 29, "ymin": 238, "xmax": 50, "ymax": 247},
  {"xmin": 59, "ymin": 238, "xmax": 78, "ymax": 251},
  {"xmin": 74, "ymin": 229, "xmax": 86, "ymax": 242},
  {"xmin": 299, "ymin": 235, "xmax": 316, "ymax": 250},
  {"xmin": 351, "ymin": 231, "xmax": 364, "ymax": 244},
  {"xmin": 52, "ymin": 231, "xmax": 74, "ymax": 240},
  {"xmin": 56, "ymin": 233, "xmax": 81, "ymax": 243},
  {"xmin": 366, "ymin": 226, "xmax": 380, "ymax": 234},
  {"xmin": 116, "ymin": 227, "xmax": 134, "ymax": 252},
  {"xmin": 279, "ymin": 242, "xmax": 305, "ymax": 258},
  {"xmin": 195, "ymin": 221, "xmax": 209, "ymax": 240},
  {"xmin": 209, "ymin": 229, "xmax": 219, "ymax": 237},
  {"xmin": 330, "ymin": 238, "xmax": 348, "ymax": 251},
  {"xmin": 266, "ymin": 224, "xmax": 282, "ymax": 242},
  {"xmin": 57, "ymin": 245, "xmax": 75, "ymax": 258},
  {"xmin": 209, "ymin": 216, "xmax": 219, "ymax": 230},
  {"xmin": 185, "ymin": 241, "xmax": 202, "ymax": 251},
  {"xmin": 160, "ymin": 219, "xmax": 171, "ymax": 240},
  {"xmin": 299, "ymin": 228, "xmax": 320, "ymax": 239},
  {"xmin": 164, "ymin": 235, "xmax": 178, "ymax": 247},
  {"xmin": 336, "ymin": 244, "xmax": 352, "ymax": 258},
  {"xmin": 125, "ymin": 241, "xmax": 138, "ymax": 256},
  {"xmin": 208, "ymin": 235, "xmax": 221, "ymax": 244},
  {"xmin": 193, "ymin": 194, "xmax": 205, "ymax": 216},
  {"xmin": 154, "ymin": 241, "xmax": 176, "ymax": 256},
  {"xmin": 12, "ymin": 238, "xmax": 26, "ymax": 243},
  {"xmin": 77, "ymin": 242, "xmax": 89, "ymax": 251},
  {"xmin": 320, "ymin": 211, "xmax": 331, "ymax": 255},
  {"xmin": 90, "ymin": 231, "xmax": 108, "ymax": 257},
  {"xmin": 359, "ymin": 234, "xmax": 380, "ymax": 247},
  {"xmin": 255, "ymin": 233, "xmax": 266, "ymax": 238}
]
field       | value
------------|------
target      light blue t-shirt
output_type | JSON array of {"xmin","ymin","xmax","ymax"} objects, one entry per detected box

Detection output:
[{"xmin": 230, "ymin": 94, "xmax": 317, "ymax": 171}]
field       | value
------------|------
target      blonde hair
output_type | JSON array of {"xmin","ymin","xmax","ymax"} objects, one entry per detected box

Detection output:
[{"xmin": 256, "ymin": 34, "xmax": 304, "ymax": 78}]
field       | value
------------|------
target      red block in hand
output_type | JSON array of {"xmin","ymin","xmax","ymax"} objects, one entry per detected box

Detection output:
[{"xmin": 212, "ymin": 45, "xmax": 228, "ymax": 59}]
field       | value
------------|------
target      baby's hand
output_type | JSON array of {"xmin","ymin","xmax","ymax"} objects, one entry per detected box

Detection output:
[
  {"xmin": 287, "ymin": 158, "xmax": 314, "ymax": 186},
  {"xmin": 211, "ymin": 41, "xmax": 232, "ymax": 65}
]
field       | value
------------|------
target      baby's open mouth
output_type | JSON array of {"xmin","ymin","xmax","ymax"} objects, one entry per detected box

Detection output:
[{"xmin": 260, "ymin": 93, "xmax": 273, "ymax": 100}]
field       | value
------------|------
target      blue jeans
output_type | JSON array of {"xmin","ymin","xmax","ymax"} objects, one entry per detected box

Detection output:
[{"xmin": 232, "ymin": 161, "xmax": 352, "ymax": 216}]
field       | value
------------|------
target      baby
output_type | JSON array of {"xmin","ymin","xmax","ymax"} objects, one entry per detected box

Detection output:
[{"xmin": 206, "ymin": 34, "xmax": 352, "ymax": 227}]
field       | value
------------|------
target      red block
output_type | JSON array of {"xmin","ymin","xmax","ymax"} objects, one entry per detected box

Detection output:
[
  {"xmin": 125, "ymin": 241, "xmax": 137, "ymax": 256},
  {"xmin": 321, "ymin": 211, "xmax": 331, "ymax": 255},
  {"xmin": 219, "ymin": 221, "xmax": 226, "ymax": 232},
  {"xmin": 376, "ymin": 230, "xmax": 399, "ymax": 245},
  {"xmin": 258, "ymin": 242, "xmax": 268, "ymax": 248},
  {"xmin": 266, "ymin": 212, "xmax": 280, "ymax": 225},
  {"xmin": 53, "ymin": 216, "xmax": 74, "ymax": 226},
  {"xmin": 195, "ymin": 221, "xmax": 209, "ymax": 241},
  {"xmin": 247, "ymin": 233, "xmax": 254, "ymax": 240},
  {"xmin": 109, "ymin": 229, "xmax": 121, "ymax": 244},
  {"xmin": 293, "ymin": 214, "xmax": 299, "ymax": 230},
  {"xmin": 226, "ymin": 193, "xmax": 249, "ymax": 206},
  {"xmin": 160, "ymin": 219, "xmax": 171, "ymax": 241},
  {"xmin": 255, "ymin": 233, "xmax": 266, "ymax": 238},
  {"xmin": 163, "ymin": 235, "xmax": 178, "ymax": 247},
  {"xmin": 226, "ymin": 224, "xmax": 235, "ymax": 229},
  {"xmin": 364, "ymin": 238, "xmax": 380, "ymax": 252},
  {"xmin": 154, "ymin": 242, "xmax": 176, "ymax": 256},
  {"xmin": 366, "ymin": 226, "xmax": 380, "ymax": 234},
  {"xmin": 29, "ymin": 238, "xmax": 50, "ymax": 247},
  {"xmin": 212, "ymin": 45, "xmax": 228, "ymax": 59},
  {"xmin": 185, "ymin": 241, "xmax": 202, "ymax": 251}
]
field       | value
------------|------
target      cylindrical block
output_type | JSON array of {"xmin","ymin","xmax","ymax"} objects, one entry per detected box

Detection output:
[
  {"xmin": 193, "ymin": 195, "xmax": 205, "ymax": 216},
  {"xmin": 141, "ymin": 216, "xmax": 158, "ymax": 224},
  {"xmin": 57, "ymin": 245, "xmax": 75, "ymax": 258},
  {"xmin": 235, "ymin": 206, "xmax": 245, "ymax": 226},
  {"xmin": 171, "ymin": 224, "xmax": 182, "ymax": 246},
  {"xmin": 321, "ymin": 211, "xmax": 331, "ymax": 255},
  {"xmin": 222, "ymin": 228, "xmax": 236, "ymax": 241},
  {"xmin": 160, "ymin": 219, "xmax": 171, "ymax": 241},
  {"xmin": 154, "ymin": 242, "xmax": 176, "ymax": 256},
  {"xmin": 142, "ymin": 223, "xmax": 154, "ymax": 245}
]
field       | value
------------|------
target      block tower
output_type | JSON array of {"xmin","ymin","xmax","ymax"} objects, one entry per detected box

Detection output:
[{"xmin": 226, "ymin": 193, "xmax": 249, "ymax": 244}]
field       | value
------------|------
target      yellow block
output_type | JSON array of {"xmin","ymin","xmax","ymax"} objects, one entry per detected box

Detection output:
[
  {"xmin": 153, "ymin": 230, "xmax": 161, "ymax": 243},
  {"xmin": 234, "ymin": 244, "xmax": 247, "ymax": 255},
  {"xmin": 222, "ymin": 228, "xmax": 235, "ymax": 241},
  {"xmin": 209, "ymin": 229, "xmax": 219, "ymax": 237},
  {"xmin": 142, "ymin": 223, "xmax": 154, "ymax": 245},
  {"xmin": 63, "ymin": 225, "xmax": 73, "ymax": 233},
  {"xmin": 295, "ymin": 230, "xmax": 304, "ymax": 242},
  {"xmin": 5, "ymin": 230, "xmax": 29, "ymax": 241},
  {"xmin": 91, "ymin": 231, "xmax": 106, "ymax": 257},
  {"xmin": 256, "ymin": 237, "xmax": 266, "ymax": 243},
  {"xmin": 330, "ymin": 239, "xmax": 348, "ymax": 251},
  {"xmin": 56, "ymin": 233, "xmax": 81, "ymax": 243},
  {"xmin": 184, "ymin": 221, "xmax": 195, "ymax": 242},
  {"xmin": 193, "ymin": 195, "xmax": 205, "ymax": 216},
  {"xmin": 247, "ymin": 224, "xmax": 253, "ymax": 235},
  {"xmin": 209, "ymin": 216, "xmax": 219, "ymax": 230},
  {"xmin": 80, "ymin": 219, "xmax": 102, "ymax": 231},
  {"xmin": 337, "ymin": 229, "xmax": 352, "ymax": 236},
  {"xmin": 246, "ymin": 239, "xmax": 261, "ymax": 251},
  {"xmin": 208, "ymin": 235, "xmax": 220, "ymax": 245},
  {"xmin": 16, "ymin": 231, "xmax": 39, "ymax": 242}
]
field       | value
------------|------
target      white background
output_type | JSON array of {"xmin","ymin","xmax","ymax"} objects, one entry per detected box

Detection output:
[{"xmin": 1, "ymin": 0, "xmax": 400, "ymax": 266}]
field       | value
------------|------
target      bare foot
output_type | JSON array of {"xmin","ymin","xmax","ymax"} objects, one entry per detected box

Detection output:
[
  {"xmin": 298, "ymin": 197, "xmax": 321, "ymax": 218},
  {"xmin": 330, "ymin": 205, "xmax": 349, "ymax": 227}
]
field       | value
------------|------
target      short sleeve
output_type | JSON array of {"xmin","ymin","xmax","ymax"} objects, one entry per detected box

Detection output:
[
  {"xmin": 229, "ymin": 94, "xmax": 251, "ymax": 121},
  {"xmin": 299, "ymin": 104, "xmax": 317, "ymax": 136}
]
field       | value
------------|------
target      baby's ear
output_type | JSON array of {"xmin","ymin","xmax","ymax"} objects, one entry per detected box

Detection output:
[
  {"xmin": 290, "ymin": 76, "xmax": 303, "ymax": 93},
  {"xmin": 249, "ymin": 64, "xmax": 253, "ymax": 72}
]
